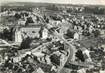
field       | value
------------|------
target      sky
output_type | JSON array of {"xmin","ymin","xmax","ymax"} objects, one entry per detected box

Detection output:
[{"xmin": 0, "ymin": 0, "xmax": 105, "ymax": 5}]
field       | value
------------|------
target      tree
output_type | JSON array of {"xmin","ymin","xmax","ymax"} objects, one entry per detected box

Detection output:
[
  {"xmin": 46, "ymin": 4, "xmax": 58, "ymax": 11},
  {"xmin": 25, "ymin": 17, "xmax": 34, "ymax": 26},
  {"xmin": 92, "ymin": 30, "xmax": 100, "ymax": 37},
  {"xmin": 19, "ymin": 37, "xmax": 32, "ymax": 50},
  {"xmin": 75, "ymin": 50, "xmax": 85, "ymax": 62},
  {"xmin": 50, "ymin": 54, "xmax": 60, "ymax": 65},
  {"xmin": 14, "ymin": 13, "xmax": 21, "ymax": 19}
]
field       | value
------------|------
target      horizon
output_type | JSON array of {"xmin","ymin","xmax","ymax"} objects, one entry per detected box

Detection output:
[{"xmin": 1, "ymin": 0, "xmax": 105, "ymax": 5}]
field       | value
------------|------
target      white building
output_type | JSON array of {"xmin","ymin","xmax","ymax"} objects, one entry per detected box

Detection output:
[
  {"xmin": 42, "ymin": 28, "xmax": 48, "ymax": 39},
  {"xmin": 83, "ymin": 49, "xmax": 92, "ymax": 62},
  {"xmin": 21, "ymin": 26, "xmax": 41, "ymax": 39},
  {"xmin": 74, "ymin": 32, "xmax": 79, "ymax": 40},
  {"xmin": 100, "ymin": 70, "xmax": 105, "ymax": 73},
  {"xmin": 15, "ymin": 27, "xmax": 23, "ymax": 43},
  {"xmin": 77, "ymin": 68, "xmax": 86, "ymax": 73}
]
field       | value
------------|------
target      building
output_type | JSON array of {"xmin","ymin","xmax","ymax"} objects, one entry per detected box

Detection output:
[
  {"xmin": 83, "ymin": 49, "xmax": 92, "ymax": 62},
  {"xmin": 15, "ymin": 27, "xmax": 23, "ymax": 43},
  {"xmin": 77, "ymin": 68, "xmax": 86, "ymax": 73},
  {"xmin": 41, "ymin": 28, "xmax": 48, "ymax": 39},
  {"xmin": 14, "ymin": 23, "xmax": 48, "ymax": 43},
  {"xmin": 100, "ymin": 70, "xmax": 105, "ymax": 73},
  {"xmin": 21, "ymin": 26, "xmax": 40, "ymax": 39}
]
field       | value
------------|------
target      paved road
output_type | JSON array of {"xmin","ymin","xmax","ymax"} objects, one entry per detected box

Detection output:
[{"xmin": 48, "ymin": 30, "xmax": 76, "ymax": 73}]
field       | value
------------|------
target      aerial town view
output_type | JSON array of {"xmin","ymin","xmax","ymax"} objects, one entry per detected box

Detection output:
[{"xmin": 0, "ymin": 1, "xmax": 105, "ymax": 73}]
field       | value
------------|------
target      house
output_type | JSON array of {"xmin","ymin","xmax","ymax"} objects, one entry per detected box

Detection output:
[
  {"xmin": 18, "ymin": 19, "xmax": 26, "ymax": 26},
  {"xmin": 83, "ymin": 49, "xmax": 92, "ymax": 62},
  {"xmin": 77, "ymin": 68, "xmax": 86, "ymax": 73},
  {"xmin": 41, "ymin": 28, "xmax": 48, "ymax": 39},
  {"xmin": 100, "ymin": 70, "xmax": 105, "ymax": 73}
]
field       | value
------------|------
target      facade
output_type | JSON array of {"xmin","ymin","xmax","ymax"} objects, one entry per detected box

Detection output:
[
  {"xmin": 21, "ymin": 26, "xmax": 41, "ymax": 39},
  {"xmin": 15, "ymin": 28, "xmax": 23, "ymax": 43},
  {"xmin": 14, "ymin": 23, "xmax": 48, "ymax": 43},
  {"xmin": 41, "ymin": 28, "xmax": 48, "ymax": 39}
]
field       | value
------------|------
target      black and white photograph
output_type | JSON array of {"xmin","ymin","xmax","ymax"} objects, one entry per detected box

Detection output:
[{"xmin": 0, "ymin": 0, "xmax": 105, "ymax": 73}]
